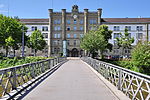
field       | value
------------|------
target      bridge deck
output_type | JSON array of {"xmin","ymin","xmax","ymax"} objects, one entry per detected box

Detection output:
[{"xmin": 23, "ymin": 59, "xmax": 125, "ymax": 100}]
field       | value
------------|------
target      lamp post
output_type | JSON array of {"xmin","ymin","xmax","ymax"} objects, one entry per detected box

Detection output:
[{"xmin": 22, "ymin": 26, "xmax": 25, "ymax": 57}]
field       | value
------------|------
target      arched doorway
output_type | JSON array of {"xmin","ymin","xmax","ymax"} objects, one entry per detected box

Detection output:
[{"xmin": 71, "ymin": 48, "xmax": 79, "ymax": 57}]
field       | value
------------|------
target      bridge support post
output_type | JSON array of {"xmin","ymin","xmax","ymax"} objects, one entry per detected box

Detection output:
[
  {"xmin": 12, "ymin": 68, "xmax": 17, "ymax": 90},
  {"xmin": 48, "ymin": 60, "xmax": 51, "ymax": 69},
  {"xmin": 118, "ymin": 69, "xmax": 122, "ymax": 90},
  {"xmin": 31, "ymin": 63, "xmax": 35, "ymax": 78}
]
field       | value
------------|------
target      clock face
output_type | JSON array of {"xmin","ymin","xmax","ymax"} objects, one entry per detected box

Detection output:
[{"xmin": 73, "ymin": 15, "xmax": 77, "ymax": 19}]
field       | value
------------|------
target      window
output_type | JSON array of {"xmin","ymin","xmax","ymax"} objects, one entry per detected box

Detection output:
[
  {"xmin": 74, "ymin": 19, "xmax": 77, "ymax": 24},
  {"xmin": 80, "ymin": 34, "xmax": 84, "ymax": 38},
  {"xmin": 137, "ymin": 26, "xmax": 143, "ymax": 31},
  {"xmin": 54, "ymin": 19, "xmax": 61, "ymax": 24},
  {"xmin": 67, "ymin": 20, "xmax": 70, "ymax": 24},
  {"xmin": 57, "ymin": 26, "xmax": 61, "ymax": 30},
  {"xmin": 57, "ymin": 34, "xmax": 61, "ymax": 38},
  {"xmin": 137, "ymin": 33, "xmax": 143, "ymax": 39},
  {"xmin": 74, "ymin": 26, "xmax": 77, "ymax": 30},
  {"xmin": 74, "ymin": 40, "xmax": 76, "ymax": 46},
  {"xmin": 54, "ymin": 26, "xmax": 61, "ymax": 31},
  {"xmin": 67, "ymin": 34, "xmax": 70, "ymax": 38},
  {"xmin": 53, "ymin": 40, "xmax": 57, "ymax": 45},
  {"xmin": 114, "ymin": 26, "xmax": 120, "ymax": 31},
  {"xmin": 89, "ymin": 19, "xmax": 97, "ymax": 24},
  {"xmin": 42, "ymin": 26, "xmax": 48, "ymax": 31},
  {"xmin": 80, "ymin": 20, "xmax": 83, "ymax": 24},
  {"xmin": 74, "ymin": 34, "xmax": 77, "ymax": 38},
  {"xmin": 89, "ymin": 26, "xmax": 96, "ymax": 30},
  {"xmin": 124, "ymin": 49, "xmax": 130, "ymax": 54},
  {"xmin": 114, "ymin": 33, "xmax": 120, "ymax": 39},
  {"xmin": 31, "ymin": 26, "xmax": 37, "ymax": 31},
  {"xmin": 54, "ymin": 33, "xmax": 61, "ymax": 38},
  {"xmin": 125, "ymin": 26, "xmax": 131, "ymax": 31},
  {"xmin": 54, "ymin": 34, "xmax": 57, "ymax": 38},
  {"xmin": 67, "ymin": 26, "xmax": 71, "ymax": 31},
  {"xmin": 80, "ymin": 26, "xmax": 83, "ymax": 30},
  {"xmin": 43, "ymin": 33, "xmax": 48, "ymax": 38}
]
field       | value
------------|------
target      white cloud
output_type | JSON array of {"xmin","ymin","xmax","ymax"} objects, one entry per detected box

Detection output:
[{"xmin": 0, "ymin": 4, "xmax": 5, "ymax": 8}]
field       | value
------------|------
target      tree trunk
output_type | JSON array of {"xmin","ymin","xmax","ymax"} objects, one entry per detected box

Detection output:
[
  {"xmin": 5, "ymin": 46, "xmax": 8, "ymax": 57},
  {"xmin": 13, "ymin": 49, "xmax": 15, "ymax": 57},
  {"xmin": 121, "ymin": 47, "xmax": 124, "ymax": 58},
  {"xmin": 100, "ymin": 50, "xmax": 104, "ymax": 59},
  {"xmin": 34, "ymin": 49, "xmax": 37, "ymax": 56}
]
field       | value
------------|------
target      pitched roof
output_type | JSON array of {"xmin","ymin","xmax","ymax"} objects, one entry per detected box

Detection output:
[
  {"xmin": 20, "ymin": 18, "xmax": 150, "ymax": 23},
  {"xmin": 20, "ymin": 18, "xmax": 49, "ymax": 23},
  {"xmin": 102, "ymin": 18, "xmax": 150, "ymax": 23}
]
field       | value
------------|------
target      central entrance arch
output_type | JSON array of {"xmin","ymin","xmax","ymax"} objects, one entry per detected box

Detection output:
[{"xmin": 71, "ymin": 48, "xmax": 79, "ymax": 57}]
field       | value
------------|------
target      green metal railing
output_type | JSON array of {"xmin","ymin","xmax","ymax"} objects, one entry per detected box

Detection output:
[
  {"xmin": 82, "ymin": 57, "xmax": 150, "ymax": 100},
  {"xmin": 0, "ymin": 57, "xmax": 67, "ymax": 99}
]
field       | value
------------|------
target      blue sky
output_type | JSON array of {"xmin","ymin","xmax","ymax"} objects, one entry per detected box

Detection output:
[{"xmin": 0, "ymin": 0, "xmax": 150, "ymax": 18}]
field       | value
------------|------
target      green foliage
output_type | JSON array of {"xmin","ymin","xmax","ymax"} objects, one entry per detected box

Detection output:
[
  {"xmin": 116, "ymin": 29, "xmax": 134, "ymax": 49},
  {"xmin": 97, "ymin": 25, "xmax": 113, "ymax": 51},
  {"xmin": 116, "ymin": 29, "xmax": 134, "ymax": 57},
  {"xmin": 80, "ymin": 25, "xmax": 112, "ymax": 58},
  {"xmin": 131, "ymin": 41, "xmax": 150, "ymax": 74},
  {"xmin": 5, "ymin": 36, "xmax": 15, "ymax": 47},
  {"xmin": 0, "ymin": 14, "xmax": 28, "ymax": 56},
  {"xmin": 80, "ymin": 30, "xmax": 107, "ymax": 58},
  {"xmin": 27, "ymin": 30, "xmax": 47, "ymax": 56},
  {"xmin": 0, "ymin": 57, "xmax": 52, "ymax": 69}
]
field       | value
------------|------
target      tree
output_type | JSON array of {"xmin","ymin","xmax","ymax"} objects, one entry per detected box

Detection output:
[
  {"xmin": 80, "ymin": 25, "xmax": 112, "ymax": 59},
  {"xmin": 116, "ymin": 29, "xmax": 134, "ymax": 58},
  {"xmin": 80, "ymin": 30, "xmax": 107, "ymax": 58},
  {"xmin": 131, "ymin": 41, "xmax": 150, "ymax": 74},
  {"xmin": 27, "ymin": 30, "xmax": 46, "ymax": 56},
  {"xmin": 5, "ymin": 36, "xmax": 15, "ymax": 56},
  {"xmin": 0, "ymin": 14, "xmax": 28, "ymax": 56},
  {"xmin": 97, "ymin": 25, "xmax": 113, "ymax": 51}
]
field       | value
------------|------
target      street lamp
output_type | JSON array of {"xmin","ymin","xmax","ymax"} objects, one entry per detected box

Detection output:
[{"xmin": 22, "ymin": 26, "xmax": 25, "ymax": 57}]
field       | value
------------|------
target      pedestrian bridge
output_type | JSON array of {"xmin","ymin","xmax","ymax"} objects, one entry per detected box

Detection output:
[{"xmin": 1, "ymin": 57, "xmax": 150, "ymax": 100}]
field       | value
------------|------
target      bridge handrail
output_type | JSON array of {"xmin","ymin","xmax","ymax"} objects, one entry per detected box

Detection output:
[
  {"xmin": 0, "ymin": 57, "xmax": 66, "ymax": 98},
  {"xmin": 81, "ymin": 57, "xmax": 150, "ymax": 100}
]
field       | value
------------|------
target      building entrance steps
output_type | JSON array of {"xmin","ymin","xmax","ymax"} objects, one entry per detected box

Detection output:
[{"xmin": 23, "ymin": 59, "xmax": 129, "ymax": 100}]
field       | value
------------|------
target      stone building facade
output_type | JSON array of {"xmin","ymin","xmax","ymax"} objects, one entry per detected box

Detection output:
[{"xmin": 16, "ymin": 5, "xmax": 150, "ymax": 57}]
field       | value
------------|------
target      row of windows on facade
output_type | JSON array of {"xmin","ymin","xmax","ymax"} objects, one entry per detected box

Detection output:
[
  {"xmin": 114, "ymin": 26, "xmax": 143, "ymax": 31},
  {"xmin": 54, "ymin": 26, "xmax": 96, "ymax": 31},
  {"xmin": 31, "ymin": 26, "xmax": 48, "ymax": 31},
  {"xmin": 104, "ymin": 49, "xmax": 131, "ymax": 54},
  {"xmin": 113, "ymin": 33, "xmax": 143, "ymax": 39},
  {"xmin": 54, "ymin": 26, "xmax": 83, "ymax": 31},
  {"xmin": 43, "ymin": 32, "xmax": 142, "ymax": 40},
  {"xmin": 53, "ymin": 33, "xmax": 83, "ymax": 38},
  {"xmin": 54, "ymin": 19, "xmax": 97, "ymax": 25},
  {"xmin": 53, "ymin": 40, "xmax": 77, "ymax": 46},
  {"xmin": 30, "ymin": 25, "xmax": 144, "ymax": 32}
]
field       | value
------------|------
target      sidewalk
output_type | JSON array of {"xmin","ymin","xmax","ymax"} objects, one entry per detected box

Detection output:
[{"xmin": 23, "ymin": 59, "xmax": 127, "ymax": 100}]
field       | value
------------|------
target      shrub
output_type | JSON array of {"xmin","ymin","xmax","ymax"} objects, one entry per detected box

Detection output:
[
  {"xmin": 0, "ymin": 56, "xmax": 51, "ymax": 69},
  {"xmin": 131, "ymin": 41, "xmax": 150, "ymax": 74}
]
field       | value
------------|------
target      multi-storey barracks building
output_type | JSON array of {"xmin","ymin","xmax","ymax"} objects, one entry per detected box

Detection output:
[{"xmin": 17, "ymin": 5, "xmax": 150, "ymax": 57}]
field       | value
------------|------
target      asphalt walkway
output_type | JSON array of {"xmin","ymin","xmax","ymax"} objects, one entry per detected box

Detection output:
[{"xmin": 23, "ymin": 59, "xmax": 125, "ymax": 100}]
